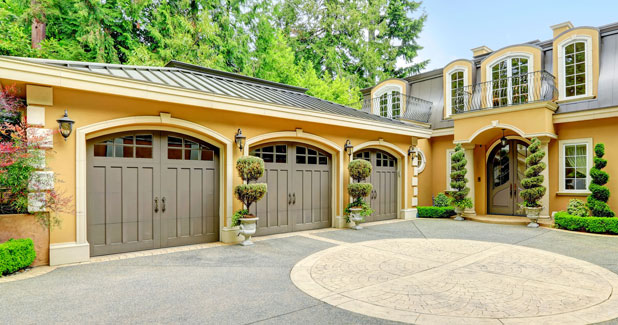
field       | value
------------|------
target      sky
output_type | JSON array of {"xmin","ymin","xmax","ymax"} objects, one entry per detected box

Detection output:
[{"xmin": 410, "ymin": 0, "xmax": 618, "ymax": 72}]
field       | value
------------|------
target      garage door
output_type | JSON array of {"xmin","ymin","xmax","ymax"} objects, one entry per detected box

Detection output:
[
  {"xmin": 354, "ymin": 149, "xmax": 398, "ymax": 221},
  {"xmin": 249, "ymin": 143, "xmax": 331, "ymax": 236},
  {"xmin": 87, "ymin": 131, "xmax": 219, "ymax": 256}
]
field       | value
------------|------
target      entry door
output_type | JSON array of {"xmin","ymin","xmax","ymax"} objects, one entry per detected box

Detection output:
[
  {"xmin": 487, "ymin": 140, "xmax": 528, "ymax": 216},
  {"xmin": 250, "ymin": 143, "xmax": 331, "ymax": 236},
  {"xmin": 354, "ymin": 150, "xmax": 398, "ymax": 222},
  {"xmin": 87, "ymin": 132, "xmax": 219, "ymax": 256}
]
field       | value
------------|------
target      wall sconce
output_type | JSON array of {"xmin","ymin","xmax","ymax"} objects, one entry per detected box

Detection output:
[
  {"xmin": 500, "ymin": 129, "xmax": 507, "ymax": 147},
  {"xmin": 235, "ymin": 128, "xmax": 246, "ymax": 151},
  {"xmin": 407, "ymin": 145, "xmax": 417, "ymax": 157},
  {"xmin": 56, "ymin": 110, "xmax": 75, "ymax": 141},
  {"xmin": 344, "ymin": 140, "xmax": 353, "ymax": 159}
]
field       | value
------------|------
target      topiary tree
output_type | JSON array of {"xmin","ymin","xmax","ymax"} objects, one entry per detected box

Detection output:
[
  {"xmin": 434, "ymin": 192, "xmax": 450, "ymax": 207},
  {"xmin": 233, "ymin": 156, "xmax": 267, "ymax": 226},
  {"xmin": 346, "ymin": 159, "xmax": 374, "ymax": 224},
  {"xmin": 587, "ymin": 143, "xmax": 614, "ymax": 218},
  {"xmin": 520, "ymin": 137, "xmax": 546, "ymax": 208},
  {"xmin": 449, "ymin": 144, "xmax": 472, "ymax": 220}
]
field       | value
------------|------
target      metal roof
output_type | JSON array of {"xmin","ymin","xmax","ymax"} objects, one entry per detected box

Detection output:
[{"xmin": 10, "ymin": 57, "xmax": 420, "ymax": 129}]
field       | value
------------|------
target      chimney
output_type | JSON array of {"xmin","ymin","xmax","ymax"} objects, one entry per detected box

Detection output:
[
  {"xmin": 550, "ymin": 21, "xmax": 574, "ymax": 38},
  {"xmin": 471, "ymin": 46, "xmax": 492, "ymax": 57}
]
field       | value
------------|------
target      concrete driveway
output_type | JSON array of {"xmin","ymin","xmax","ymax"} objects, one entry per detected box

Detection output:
[{"xmin": 2, "ymin": 219, "xmax": 618, "ymax": 324}]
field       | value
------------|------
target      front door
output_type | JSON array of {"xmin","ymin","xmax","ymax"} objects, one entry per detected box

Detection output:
[
  {"xmin": 354, "ymin": 149, "xmax": 398, "ymax": 221},
  {"xmin": 487, "ymin": 139, "xmax": 528, "ymax": 216}
]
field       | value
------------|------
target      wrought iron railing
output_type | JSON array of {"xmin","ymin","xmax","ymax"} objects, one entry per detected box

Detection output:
[
  {"xmin": 451, "ymin": 70, "xmax": 557, "ymax": 115},
  {"xmin": 360, "ymin": 93, "xmax": 433, "ymax": 123}
]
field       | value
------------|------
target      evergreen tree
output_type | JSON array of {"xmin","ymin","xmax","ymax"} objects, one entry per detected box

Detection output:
[
  {"xmin": 520, "ymin": 137, "xmax": 546, "ymax": 208},
  {"xmin": 449, "ymin": 144, "xmax": 472, "ymax": 217},
  {"xmin": 588, "ymin": 143, "xmax": 614, "ymax": 217}
]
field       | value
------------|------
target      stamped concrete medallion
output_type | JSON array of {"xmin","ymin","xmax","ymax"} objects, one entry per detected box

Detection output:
[{"xmin": 291, "ymin": 238, "xmax": 618, "ymax": 324}]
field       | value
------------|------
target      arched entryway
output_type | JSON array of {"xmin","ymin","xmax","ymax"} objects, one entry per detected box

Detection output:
[
  {"xmin": 86, "ymin": 131, "xmax": 220, "ymax": 256},
  {"xmin": 486, "ymin": 138, "xmax": 529, "ymax": 216},
  {"xmin": 354, "ymin": 149, "xmax": 398, "ymax": 221}
]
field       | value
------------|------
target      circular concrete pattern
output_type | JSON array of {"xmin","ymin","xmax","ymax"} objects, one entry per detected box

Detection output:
[{"xmin": 291, "ymin": 238, "xmax": 618, "ymax": 324}]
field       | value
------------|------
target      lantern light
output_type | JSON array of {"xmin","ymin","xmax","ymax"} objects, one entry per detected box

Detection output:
[
  {"xmin": 235, "ymin": 128, "xmax": 246, "ymax": 151},
  {"xmin": 344, "ymin": 140, "xmax": 354, "ymax": 159},
  {"xmin": 56, "ymin": 110, "xmax": 75, "ymax": 141}
]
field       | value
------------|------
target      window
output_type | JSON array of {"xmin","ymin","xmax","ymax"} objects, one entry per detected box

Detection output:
[
  {"xmin": 251, "ymin": 145, "xmax": 287, "ymax": 163},
  {"xmin": 373, "ymin": 85, "xmax": 403, "ymax": 118},
  {"xmin": 559, "ymin": 138, "xmax": 592, "ymax": 193},
  {"xmin": 376, "ymin": 152, "xmax": 396, "ymax": 167},
  {"xmin": 167, "ymin": 136, "xmax": 217, "ymax": 161},
  {"xmin": 93, "ymin": 134, "xmax": 153, "ymax": 159},
  {"xmin": 445, "ymin": 66, "xmax": 469, "ymax": 118},
  {"xmin": 490, "ymin": 57, "xmax": 529, "ymax": 107},
  {"xmin": 450, "ymin": 71, "xmax": 465, "ymax": 114},
  {"xmin": 354, "ymin": 151, "xmax": 370, "ymax": 162},
  {"xmin": 445, "ymin": 149, "xmax": 455, "ymax": 191},
  {"xmin": 415, "ymin": 148, "xmax": 426, "ymax": 174},
  {"xmin": 564, "ymin": 41, "xmax": 587, "ymax": 98}
]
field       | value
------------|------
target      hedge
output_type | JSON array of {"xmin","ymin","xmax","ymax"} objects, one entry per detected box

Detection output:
[
  {"xmin": 0, "ymin": 238, "xmax": 36, "ymax": 276},
  {"xmin": 554, "ymin": 212, "xmax": 618, "ymax": 234},
  {"xmin": 417, "ymin": 206, "xmax": 456, "ymax": 218}
]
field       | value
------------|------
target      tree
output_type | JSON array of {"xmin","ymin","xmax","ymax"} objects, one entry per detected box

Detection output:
[
  {"xmin": 520, "ymin": 137, "xmax": 546, "ymax": 208},
  {"xmin": 449, "ymin": 144, "xmax": 471, "ymax": 220},
  {"xmin": 588, "ymin": 143, "xmax": 614, "ymax": 218}
]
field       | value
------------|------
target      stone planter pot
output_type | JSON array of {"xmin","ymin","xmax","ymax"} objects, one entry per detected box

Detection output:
[
  {"xmin": 524, "ymin": 207, "xmax": 542, "ymax": 228},
  {"xmin": 0, "ymin": 214, "xmax": 49, "ymax": 266},
  {"xmin": 454, "ymin": 207, "xmax": 465, "ymax": 221},
  {"xmin": 238, "ymin": 216, "xmax": 259, "ymax": 246},
  {"xmin": 349, "ymin": 207, "xmax": 364, "ymax": 230}
]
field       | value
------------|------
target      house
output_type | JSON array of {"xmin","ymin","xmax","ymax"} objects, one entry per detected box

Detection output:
[
  {"xmin": 0, "ymin": 57, "xmax": 429, "ymax": 265},
  {"xmin": 362, "ymin": 21, "xmax": 618, "ymax": 219}
]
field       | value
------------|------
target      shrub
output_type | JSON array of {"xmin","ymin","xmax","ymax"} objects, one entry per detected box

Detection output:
[
  {"xmin": 520, "ymin": 137, "xmax": 546, "ymax": 208},
  {"xmin": 347, "ymin": 183, "xmax": 373, "ymax": 201},
  {"xmin": 587, "ymin": 143, "xmax": 615, "ymax": 218},
  {"xmin": 348, "ymin": 159, "xmax": 372, "ymax": 182},
  {"xmin": 567, "ymin": 199, "xmax": 589, "ymax": 217},
  {"xmin": 417, "ymin": 206, "xmax": 456, "ymax": 218},
  {"xmin": 231, "ymin": 209, "xmax": 249, "ymax": 227},
  {"xmin": 0, "ymin": 238, "xmax": 36, "ymax": 276},
  {"xmin": 434, "ymin": 192, "xmax": 450, "ymax": 207},
  {"xmin": 234, "ymin": 183, "xmax": 267, "ymax": 210},
  {"xmin": 448, "ymin": 144, "xmax": 472, "ymax": 210},
  {"xmin": 236, "ymin": 156, "xmax": 265, "ymax": 182},
  {"xmin": 554, "ymin": 211, "xmax": 618, "ymax": 234}
]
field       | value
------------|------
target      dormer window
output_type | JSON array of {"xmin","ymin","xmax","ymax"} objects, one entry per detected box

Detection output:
[
  {"xmin": 450, "ymin": 71, "xmax": 465, "ymax": 114},
  {"xmin": 487, "ymin": 55, "xmax": 532, "ymax": 107},
  {"xmin": 558, "ymin": 36, "xmax": 592, "ymax": 100},
  {"xmin": 444, "ymin": 65, "xmax": 469, "ymax": 118},
  {"xmin": 373, "ymin": 85, "xmax": 403, "ymax": 118}
]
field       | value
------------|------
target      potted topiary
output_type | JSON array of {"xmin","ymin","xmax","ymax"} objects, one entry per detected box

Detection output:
[
  {"xmin": 519, "ymin": 137, "xmax": 546, "ymax": 227},
  {"xmin": 346, "ymin": 159, "xmax": 373, "ymax": 230},
  {"xmin": 233, "ymin": 156, "xmax": 267, "ymax": 246},
  {"xmin": 587, "ymin": 143, "xmax": 615, "ymax": 218},
  {"xmin": 449, "ymin": 144, "xmax": 472, "ymax": 221}
]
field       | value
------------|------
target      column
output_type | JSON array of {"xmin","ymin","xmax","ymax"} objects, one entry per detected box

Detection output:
[
  {"xmin": 462, "ymin": 143, "xmax": 476, "ymax": 217},
  {"xmin": 538, "ymin": 137, "xmax": 551, "ymax": 218}
]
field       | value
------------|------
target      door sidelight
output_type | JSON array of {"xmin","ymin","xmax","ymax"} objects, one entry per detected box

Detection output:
[{"xmin": 154, "ymin": 197, "xmax": 159, "ymax": 213}]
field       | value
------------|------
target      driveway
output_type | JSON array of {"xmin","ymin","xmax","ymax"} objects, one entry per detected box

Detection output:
[{"xmin": 1, "ymin": 219, "xmax": 618, "ymax": 324}]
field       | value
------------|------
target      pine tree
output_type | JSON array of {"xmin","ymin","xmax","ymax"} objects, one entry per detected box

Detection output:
[{"xmin": 588, "ymin": 143, "xmax": 614, "ymax": 217}]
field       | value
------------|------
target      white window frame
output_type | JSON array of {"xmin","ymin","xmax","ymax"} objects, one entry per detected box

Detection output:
[
  {"xmin": 485, "ymin": 52, "xmax": 535, "ymax": 107},
  {"xmin": 559, "ymin": 138, "xmax": 593, "ymax": 194},
  {"xmin": 445, "ymin": 66, "xmax": 468, "ymax": 118},
  {"xmin": 445, "ymin": 149, "xmax": 455, "ymax": 191},
  {"xmin": 373, "ymin": 84, "xmax": 403, "ymax": 118},
  {"xmin": 415, "ymin": 148, "xmax": 426, "ymax": 174},
  {"xmin": 557, "ymin": 35, "xmax": 593, "ymax": 101}
]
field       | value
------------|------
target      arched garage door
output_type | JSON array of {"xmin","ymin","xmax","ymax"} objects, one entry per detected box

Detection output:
[
  {"xmin": 354, "ymin": 149, "xmax": 398, "ymax": 221},
  {"xmin": 250, "ymin": 143, "xmax": 332, "ymax": 236},
  {"xmin": 87, "ymin": 131, "xmax": 219, "ymax": 256}
]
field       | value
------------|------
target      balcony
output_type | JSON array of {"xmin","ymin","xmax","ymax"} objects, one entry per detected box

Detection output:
[
  {"xmin": 360, "ymin": 93, "xmax": 433, "ymax": 124},
  {"xmin": 451, "ymin": 70, "xmax": 558, "ymax": 115}
]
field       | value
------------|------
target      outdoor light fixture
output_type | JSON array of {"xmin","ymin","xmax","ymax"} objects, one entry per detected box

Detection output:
[
  {"xmin": 344, "ymin": 140, "xmax": 354, "ymax": 159},
  {"xmin": 407, "ymin": 145, "xmax": 417, "ymax": 157},
  {"xmin": 235, "ymin": 128, "xmax": 246, "ymax": 151},
  {"xmin": 56, "ymin": 110, "xmax": 75, "ymax": 141},
  {"xmin": 500, "ymin": 129, "xmax": 507, "ymax": 147}
]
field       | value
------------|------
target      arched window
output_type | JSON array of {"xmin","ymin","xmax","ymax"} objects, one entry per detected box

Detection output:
[
  {"xmin": 374, "ymin": 85, "xmax": 402, "ymax": 118},
  {"xmin": 490, "ymin": 56, "xmax": 530, "ymax": 107},
  {"xmin": 561, "ymin": 40, "xmax": 591, "ymax": 99},
  {"xmin": 449, "ymin": 71, "xmax": 465, "ymax": 114}
]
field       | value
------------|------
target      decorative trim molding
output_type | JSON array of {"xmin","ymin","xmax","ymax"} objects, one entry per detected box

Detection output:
[
  {"xmin": 553, "ymin": 106, "xmax": 618, "ymax": 124},
  {"xmin": 432, "ymin": 128, "xmax": 455, "ymax": 137},
  {"xmin": 450, "ymin": 101, "xmax": 557, "ymax": 121}
]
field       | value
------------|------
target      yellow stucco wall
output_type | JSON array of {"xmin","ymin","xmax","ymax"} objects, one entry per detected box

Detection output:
[
  {"xmin": 43, "ymin": 87, "xmax": 417, "ymax": 244},
  {"xmin": 418, "ymin": 135, "xmax": 454, "ymax": 206}
]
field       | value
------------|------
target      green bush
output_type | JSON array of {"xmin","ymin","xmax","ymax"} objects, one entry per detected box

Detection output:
[
  {"xmin": 417, "ymin": 206, "xmax": 456, "ymax": 218},
  {"xmin": 344, "ymin": 198, "xmax": 374, "ymax": 222},
  {"xmin": 231, "ymin": 209, "xmax": 249, "ymax": 227},
  {"xmin": 587, "ymin": 143, "xmax": 615, "ymax": 217},
  {"xmin": 434, "ymin": 192, "xmax": 450, "ymax": 207},
  {"xmin": 347, "ymin": 183, "xmax": 373, "ymax": 200},
  {"xmin": 520, "ymin": 137, "xmax": 546, "ymax": 208},
  {"xmin": 233, "ymin": 183, "xmax": 267, "ymax": 210},
  {"xmin": 236, "ymin": 156, "xmax": 265, "ymax": 182},
  {"xmin": 449, "ymin": 144, "xmax": 472, "ymax": 210},
  {"xmin": 348, "ymin": 159, "xmax": 372, "ymax": 182},
  {"xmin": 567, "ymin": 199, "xmax": 589, "ymax": 217},
  {"xmin": 0, "ymin": 238, "xmax": 36, "ymax": 276},
  {"xmin": 554, "ymin": 211, "xmax": 618, "ymax": 234}
]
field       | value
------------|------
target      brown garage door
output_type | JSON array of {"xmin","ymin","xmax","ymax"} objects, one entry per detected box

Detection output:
[
  {"xmin": 87, "ymin": 131, "xmax": 219, "ymax": 256},
  {"xmin": 249, "ymin": 143, "xmax": 331, "ymax": 236},
  {"xmin": 354, "ymin": 149, "xmax": 398, "ymax": 221}
]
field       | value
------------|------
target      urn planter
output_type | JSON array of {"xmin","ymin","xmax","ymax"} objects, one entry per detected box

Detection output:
[
  {"xmin": 454, "ymin": 207, "xmax": 465, "ymax": 221},
  {"xmin": 238, "ymin": 216, "xmax": 259, "ymax": 246},
  {"xmin": 349, "ymin": 207, "xmax": 364, "ymax": 230},
  {"xmin": 524, "ymin": 207, "xmax": 542, "ymax": 228}
]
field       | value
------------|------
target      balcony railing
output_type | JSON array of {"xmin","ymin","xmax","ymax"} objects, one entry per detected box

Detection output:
[
  {"xmin": 360, "ymin": 93, "xmax": 433, "ymax": 123},
  {"xmin": 452, "ymin": 70, "xmax": 558, "ymax": 115}
]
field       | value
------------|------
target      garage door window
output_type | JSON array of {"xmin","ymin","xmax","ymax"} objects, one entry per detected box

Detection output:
[
  {"xmin": 167, "ymin": 136, "xmax": 216, "ymax": 161},
  {"xmin": 376, "ymin": 152, "xmax": 396, "ymax": 167},
  {"xmin": 296, "ymin": 146, "xmax": 327, "ymax": 165},
  {"xmin": 251, "ymin": 145, "xmax": 287, "ymax": 163},
  {"xmin": 354, "ymin": 151, "xmax": 371, "ymax": 162},
  {"xmin": 93, "ymin": 134, "xmax": 153, "ymax": 158}
]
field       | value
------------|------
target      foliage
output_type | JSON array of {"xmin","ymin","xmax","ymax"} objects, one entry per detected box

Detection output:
[
  {"xmin": 0, "ymin": 238, "xmax": 36, "ymax": 276},
  {"xmin": 234, "ymin": 183, "xmax": 267, "ymax": 210},
  {"xmin": 236, "ymin": 156, "xmax": 264, "ymax": 182},
  {"xmin": 554, "ymin": 211, "xmax": 618, "ymax": 234},
  {"xmin": 347, "ymin": 183, "xmax": 373, "ymax": 200},
  {"xmin": 448, "ymin": 144, "xmax": 470, "ymax": 209},
  {"xmin": 344, "ymin": 197, "xmax": 374, "ymax": 223},
  {"xmin": 433, "ymin": 192, "xmax": 450, "ymax": 207},
  {"xmin": 348, "ymin": 159, "xmax": 372, "ymax": 182},
  {"xmin": 587, "ymin": 143, "xmax": 615, "ymax": 218},
  {"xmin": 519, "ymin": 137, "xmax": 546, "ymax": 208},
  {"xmin": 417, "ymin": 206, "xmax": 456, "ymax": 218},
  {"xmin": 567, "ymin": 199, "xmax": 589, "ymax": 218},
  {"xmin": 231, "ymin": 209, "xmax": 249, "ymax": 227}
]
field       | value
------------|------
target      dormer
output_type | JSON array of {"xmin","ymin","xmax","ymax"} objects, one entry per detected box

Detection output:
[{"xmin": 361, "ymin": 79, "xmax": 432, "ymax": 125}]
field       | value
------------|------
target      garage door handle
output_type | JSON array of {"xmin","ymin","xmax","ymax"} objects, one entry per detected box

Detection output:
[
  {"xmin": 288, "ymin": 193, "xmax": 292, "ymax": 205},
  {"xmin": 161, "ymin": 197, "xmax": 166, "ymax": 213},
  {"xmin": 292, "ymin": 193, "xmax": 296, "ymax": 205},
  {"xmin": 154, "ymin": 197, "xmax": 159, "ymax": 213}
]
